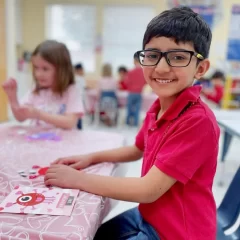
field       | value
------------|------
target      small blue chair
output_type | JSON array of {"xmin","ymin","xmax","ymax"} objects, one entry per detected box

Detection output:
[
  {"xmin": 217, "ymin": 167, "xmax": 240, "ymax": 239},
  {"xmin": 217, "ymin": 226, "xmax": 240, "ymax": 240}
]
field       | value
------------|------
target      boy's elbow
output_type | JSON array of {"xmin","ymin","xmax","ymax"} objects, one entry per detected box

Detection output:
[{"xmin": 137, "ymin": 182, "xmax": 161, "ymax": 204}]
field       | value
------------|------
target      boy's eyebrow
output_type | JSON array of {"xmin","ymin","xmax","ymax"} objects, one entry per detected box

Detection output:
[{"xmin": 144, "ymin": 48, "xmax": 192, "ymax": 51}]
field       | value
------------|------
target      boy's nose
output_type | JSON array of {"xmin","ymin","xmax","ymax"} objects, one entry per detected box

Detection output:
[{"xmin": 154, "ymin": 57, "xmax": 171, "ymax": 74}]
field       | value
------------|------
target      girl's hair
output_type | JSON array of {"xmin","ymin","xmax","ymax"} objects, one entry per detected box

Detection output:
[
  {"xmin": 32, "ymin": 40, "xmax": 75, "ymax": 95},
  {"xmin": 102, "ymin": 64, "xmax": 112, "ymax": 77}
]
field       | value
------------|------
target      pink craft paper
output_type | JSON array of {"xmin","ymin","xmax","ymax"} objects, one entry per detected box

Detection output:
[{"xmin": 0, "ymin": 187, "xmax": 79, "ymax": 216}]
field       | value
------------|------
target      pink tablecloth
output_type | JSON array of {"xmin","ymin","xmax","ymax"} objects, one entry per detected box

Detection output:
[
  {"xmin": 0, "ymin": 125, "xmax": 124, "ymax": 240},
  {"xmin": 86, "ymin": 89, "xmax": 157, "ymax": 113}
]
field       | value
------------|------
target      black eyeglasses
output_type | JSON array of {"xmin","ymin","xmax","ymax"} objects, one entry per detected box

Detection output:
[{"xmin": 136, "ymin": 49, "xmax": 204, "ymax": 67}]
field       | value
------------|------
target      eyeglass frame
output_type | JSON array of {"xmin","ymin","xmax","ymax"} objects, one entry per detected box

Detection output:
[{"xmin": 135, "ymin": 49, "xmax": 204, "ymax": 68}]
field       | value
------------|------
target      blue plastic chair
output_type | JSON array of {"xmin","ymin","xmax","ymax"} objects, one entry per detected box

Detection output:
[
  {"xmin": 217, "ymin": 227, "xmax": 240, "ymax": 240},
  {"xmin": 217, "ymin": 167, "xmax": 240, "ymax": 239},
  {"xmin": 218, "ymin": 167, "xmax": 240, "ymax": 230}
]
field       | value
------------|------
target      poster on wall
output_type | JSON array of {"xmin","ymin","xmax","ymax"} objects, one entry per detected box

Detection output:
[
  {"xmin": 167, "ymin": 0, "xmax": 221, "ymax": 29},
  {"xmin": 189, "ymin": 5, "xmax": 214, "ymax": 29},
  {"xmin": 227, "ymin": 5, "xmax": 240, "ymax": 61}
]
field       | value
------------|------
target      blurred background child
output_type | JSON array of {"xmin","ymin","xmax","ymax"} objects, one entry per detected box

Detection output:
[
  {"xmin": 2, "ymin": 40, "xmax": 84, "ymax": 129},
  {"xmin": 124, "ymin": 53, "xmax": 146, "ymax": 126},
  {"xmin": 98, "ymin": 64, "xmax": 118, "ymax": 126},
  {"xmin": 74, "ymin": 63, "xmax": 86, "ymax": 129},
  {"xmin": 117, "ymin": 66, "xmax": 128, "ymax": 91},
  {"xmin": 202, "ymin": 70, "xmax": 225, "ymax": 106}
]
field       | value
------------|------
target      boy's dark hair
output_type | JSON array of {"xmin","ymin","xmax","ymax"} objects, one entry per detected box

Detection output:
[
  {"xmin": 32, "ymin": 40, "xmax": 74, "ymax": 95},
  {"xmin": 143, "ymin": 6, "xmax": 212, "ymax": 58},
  {"xmin": 75, "ymin": 63, "xmax": 83, "ymax": 70},
  {"xmin": 211, "ymin": 70, "xmax": 225, "ymax": 81},
  {"xmin": 118, "ymin": 66, "xmax": 128, "ymax": 73}
]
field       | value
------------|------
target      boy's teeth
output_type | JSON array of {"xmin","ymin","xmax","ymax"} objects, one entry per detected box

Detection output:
[{"xmin": 155, "ymin": 79, "xmax": 173, "ymax": 84}]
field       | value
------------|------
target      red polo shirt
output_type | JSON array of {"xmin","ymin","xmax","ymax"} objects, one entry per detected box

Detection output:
[
  {"xmin": 135, "ymin": 85, "xmax": 219, "ymax": 240},
  {"xmin": 124, "ymin": 66, "xmax": 146, "ymax": 93},
  {"xmin": 203, "ymin": 85, "xmax": 224, "ymax": 104}
]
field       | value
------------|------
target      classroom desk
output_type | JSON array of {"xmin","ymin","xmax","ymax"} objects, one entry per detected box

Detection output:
[
  {"xmin": 213, "ymin": 110, "xmax": 240, "ymax": 163},
  {"xmin": 212, "ymin": 110, "xmax": 240, "ymax": 185},
  {"xmin": 0, "ymin": 125, "xmax": 124, "ymax": 240}
]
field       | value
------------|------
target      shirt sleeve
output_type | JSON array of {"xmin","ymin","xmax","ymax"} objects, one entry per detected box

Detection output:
[
  {"xmin": 155, "ymin": 114, "xmax": 219, "ymax": 184},
  {"xmin": 65, "ymin": 84, "xmax": 84, "ymax": 116}
]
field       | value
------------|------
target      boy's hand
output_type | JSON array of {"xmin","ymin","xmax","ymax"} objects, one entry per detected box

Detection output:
[
  {"xmin": 2, "ymin": 78, "xmax": 18, "ymax": 103},
  {"xmin": 52, "ymin": 154, "xmax": 94, "ymax": 170},
  {"xmin": 44, "ymin": 164, "xmax": 82, "ymax": 189}
]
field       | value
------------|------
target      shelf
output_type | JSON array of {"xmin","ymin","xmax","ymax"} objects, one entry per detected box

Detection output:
[{"xmin": 231, "ymin": 88, "xmax": 240, "ymax": 94}]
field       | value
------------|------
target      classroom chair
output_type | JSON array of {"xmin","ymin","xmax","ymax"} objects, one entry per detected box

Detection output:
[
  {"xmin": 217, "ymin": 226, "xmax": 240, "ymax": 240},
  {"xmin": 217, "ymin": 167, "xmax": 240, "ymax": 239},
  {"xmin": 217, "ymin": 167, "xmax": 240, "ymax": 230}
]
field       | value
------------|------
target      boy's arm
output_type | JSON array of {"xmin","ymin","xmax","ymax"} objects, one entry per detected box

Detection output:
[
  {"xmin": 53, "ymin": 145, "xmax": 143, "ymax": 170},
  {"xmin": 90, "ymin": 145, "xmax": 143, "ymax": 164},
  {"xmin": 45, "ymin": 165, "xmax": 176, "ymax": 203}
]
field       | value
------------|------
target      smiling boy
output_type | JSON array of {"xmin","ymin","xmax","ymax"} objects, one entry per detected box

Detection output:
[{"xmin": 45, "ymin": 7, "xmax": 219, "ymax": 240}]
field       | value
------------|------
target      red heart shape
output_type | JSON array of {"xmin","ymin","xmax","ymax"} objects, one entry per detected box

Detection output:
[
  {"xmin": 38, "ymin": 167, "xmax": 49, "ymax": 176},
  {"xmin": 0, "ymin": 207, "xmax": 4, "ymax": 211}
]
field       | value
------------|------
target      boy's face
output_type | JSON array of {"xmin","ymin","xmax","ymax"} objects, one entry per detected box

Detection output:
[
  {"xmin": 119, "ymin": 70, "xmax": 127, "ymax": 80},
  {"xmin": 142, "ymin": 37, "xmax": 210, "ymax": 99},
  {"xmin": 212, "ymin": 78, "xmax": 223, "ymax": 86}
]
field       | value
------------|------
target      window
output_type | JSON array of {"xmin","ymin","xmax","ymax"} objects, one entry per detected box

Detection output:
[
  {"xmin": 102, "ymin": 5, "xmax": 155, "ymax": 74},
  {"xmin": 46, "ymin": 4, "xmax": 96, "ymax": 72}
]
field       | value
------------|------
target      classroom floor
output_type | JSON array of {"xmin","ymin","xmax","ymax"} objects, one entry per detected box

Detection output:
[{"xmin": 83, "ymin": 118, "xmax": 240, "ymax": 222}]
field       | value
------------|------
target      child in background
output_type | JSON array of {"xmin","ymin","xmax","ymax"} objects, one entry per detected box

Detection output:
[
  {"xmin": 45, "ymin": 7, "xmax": 219, "ymax": 240},
  {"xmin": 202, "ymin": 70, "xmax": 225, "ymax": 106},
  {"xmin": 74, "ymin": 63, "xmax": 86, "ymax": 129},
  {"xmin": 124, "ymin": 53, "xmax": 146, "ymax": 127},
  {"xmin": 98, "ymin": 64, "xmax": 118, "ymax": 126},
  {"xmin": 117, "ymin": 66, "xmax": 128, "ymax": 90},
  {"xmin": 2, "ymin": 40, "xmax": 84, "ymax": 129}
]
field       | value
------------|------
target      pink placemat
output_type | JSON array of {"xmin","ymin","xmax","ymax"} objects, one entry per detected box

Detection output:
[{"xmin": 0, "ymin": 125, "xmax": 124, "ymax": 239}]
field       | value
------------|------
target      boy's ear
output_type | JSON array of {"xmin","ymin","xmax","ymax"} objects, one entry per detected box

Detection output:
[{"xmin": 194, "ymin": 59, "xmax": 210, "ymax": 80}]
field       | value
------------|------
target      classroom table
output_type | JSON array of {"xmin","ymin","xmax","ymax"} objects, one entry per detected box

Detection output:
[
  {"xmin": 212, "ymin": 109, "xmax": 240, "ymax": 185},
  {"xmin": 0, "ymin": 125, "xmax": 124, "ymax": 240},
  {"xmin": 213, "ymin": 110, "xmax": 240, "ymax": 163}
]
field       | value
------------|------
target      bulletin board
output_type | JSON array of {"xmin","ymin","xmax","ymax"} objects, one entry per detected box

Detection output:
[
  {"xmin": 227, "ymin": 5, "xmax": 240, "ymax": 61},
  {"xmin": 167, "ymin": 0, "xmax": 223, "ymax": 29}
]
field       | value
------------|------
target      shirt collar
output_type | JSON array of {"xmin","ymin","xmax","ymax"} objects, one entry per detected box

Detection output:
[{"xmin": 148, "ymin": 85, "xmax": 202, "ymax": 121}]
